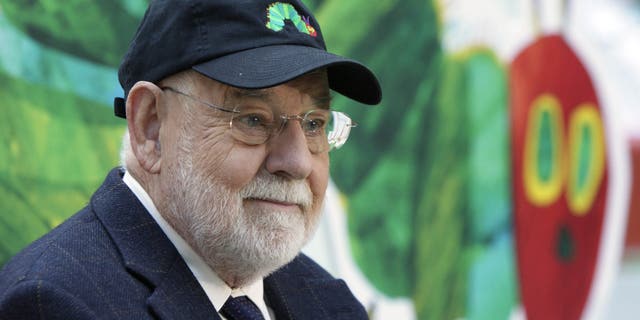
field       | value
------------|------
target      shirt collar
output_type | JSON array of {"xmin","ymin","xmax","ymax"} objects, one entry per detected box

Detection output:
[{"xmin": 122, "ymin": 170, "xmax": 270, "ymax": 318}]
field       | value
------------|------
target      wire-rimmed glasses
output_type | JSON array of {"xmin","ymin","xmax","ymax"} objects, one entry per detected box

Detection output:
[{"xmin": 161, "ymin": 86, "xmax": 357, "ymax": 153}]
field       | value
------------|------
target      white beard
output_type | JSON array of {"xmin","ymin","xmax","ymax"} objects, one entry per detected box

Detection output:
[{"xmin": 164, "ymin": 147, "xmax": 320, "ymax": 287}]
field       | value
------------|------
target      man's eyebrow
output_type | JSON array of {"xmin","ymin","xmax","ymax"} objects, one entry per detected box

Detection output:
[
  {"xmin": 229, "ymin": 88, "xmax": 272, "ymax": 100},
  {"xmin": 311, "ymin": 95, "xmax": 333, "ymax": 109},
  {"xmin": 227, "ymin": 88, "xmax": 332, "ymax": 108}
]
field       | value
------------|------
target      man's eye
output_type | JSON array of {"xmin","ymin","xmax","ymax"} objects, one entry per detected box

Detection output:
[
  {"xmin": 303, "ymin": 118, "xmax": 325, "ymax": 134},
  {"xmin": 236, "ymin": 114, "xmax": 268, "ymax": 128}
]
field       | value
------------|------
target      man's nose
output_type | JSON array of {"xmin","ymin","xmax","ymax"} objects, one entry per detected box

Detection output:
[{"xmin": 264, "ymin": 120, "xmax": 313, "ymax": 180}]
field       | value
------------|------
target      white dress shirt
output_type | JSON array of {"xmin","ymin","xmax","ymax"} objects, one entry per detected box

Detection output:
[{"xmin": 123, "ymin": 171, "xmax": 274, "ymax": 319}]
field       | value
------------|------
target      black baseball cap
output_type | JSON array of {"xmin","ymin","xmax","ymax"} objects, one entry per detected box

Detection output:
[{"xmin": 114, "ymin": 0, "xmax": 382, "ymax": 118}]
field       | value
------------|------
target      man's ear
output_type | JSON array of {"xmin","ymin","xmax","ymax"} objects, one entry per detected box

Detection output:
[{"xmin": 126, "ymin": 81, "xmax": 164, "ymax": 173}]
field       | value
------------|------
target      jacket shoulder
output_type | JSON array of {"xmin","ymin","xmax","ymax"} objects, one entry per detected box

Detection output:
[
  {"xmin": 0, "ymin": 278, "xmax": 96, "ymax": 319},
  {"xmin": 0, "ymin": 169, "xmax": 156, "ymax": 318},
  {"xmin": 0, "ymin": 206, "xmax": 106, "ymax": 289},
  {"xmin": 0, "ymin": 207, "xmax": 126, "ymax": 297},
  {"xmin": 265, "ymin": 254, "xmax": 369, "ymax": 320}
]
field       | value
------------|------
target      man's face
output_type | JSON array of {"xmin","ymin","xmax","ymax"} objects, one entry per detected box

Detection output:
[{"xmin": 156, "ymin": 71, "xmax": 330, "ymax": 287}]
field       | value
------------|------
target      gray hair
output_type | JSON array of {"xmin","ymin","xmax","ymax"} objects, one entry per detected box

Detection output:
[{"xmin": 119, "ymin": 131, "xmax": 132, "ymax": 170}]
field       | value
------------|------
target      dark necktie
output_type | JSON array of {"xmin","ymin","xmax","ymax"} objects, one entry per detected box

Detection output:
[{"xmin": 220, "ymin": 295, "xmax": 266, "ymax": 320}]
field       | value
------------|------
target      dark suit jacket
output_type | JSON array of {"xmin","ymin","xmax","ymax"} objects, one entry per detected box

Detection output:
[{"xmin": 0, "ymin": 169, "xmax": 368, "ymax": 319}]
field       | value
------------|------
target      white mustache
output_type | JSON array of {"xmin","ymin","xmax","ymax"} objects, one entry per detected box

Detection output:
[{"xmin": 239, "ymin": 171, "xmax": 313, "ymax": 211}]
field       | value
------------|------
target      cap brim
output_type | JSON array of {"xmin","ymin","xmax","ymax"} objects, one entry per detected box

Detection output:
[{"xmin": 192, "ymin": 45, "xmax": 381, "ymax": 105}]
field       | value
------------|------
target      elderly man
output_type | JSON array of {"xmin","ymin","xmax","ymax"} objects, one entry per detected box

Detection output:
[{"xmin": 0, "ymin": 0, "xmax": 380, "ymax": 319}]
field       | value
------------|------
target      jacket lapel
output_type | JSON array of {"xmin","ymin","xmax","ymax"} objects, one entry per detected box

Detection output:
[
  {"xmin": 264, "ymin": 256, "xmax": 368, "ymax": 320},
  {"xmin": 92, "ymin": 169, "xmax": 218, "ymax": 320},
  {"xmin": 146, "ymin": 256, "xmax": 221, "ymax": 320}
]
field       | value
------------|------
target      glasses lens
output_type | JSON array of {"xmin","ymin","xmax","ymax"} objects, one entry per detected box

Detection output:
[
  {"xmin": 231, "ymin": 107, "xmax": 354, "ymax": 153},
  {"xmin": 302, "ymin": 110, "xmax": 331, "ymax": 153},
  {"xmin": 326, "ymin": 111, "xmax": 353, "ymax": 150},
  {"xmin": 230, "ymin": 106, "xmax": 274, "ymax": 145}
]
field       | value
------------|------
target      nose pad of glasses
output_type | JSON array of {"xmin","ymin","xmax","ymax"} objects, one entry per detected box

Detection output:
[
  {"xmin": 276, "ymin": 114, "xmax": 301, "ymax": 134},
  {"xmin": 276, "ymin": 116, "xmax": 289, "ymax": 134},
  {"xmin": 267, "ymin": 118, "xmax": 312, "ymax": 157}
]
